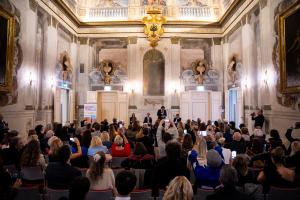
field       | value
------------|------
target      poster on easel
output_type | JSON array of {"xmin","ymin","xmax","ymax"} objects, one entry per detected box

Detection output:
[{"xmin": 84, "ymin": 104, "xmax": 97, "ymax": 122}]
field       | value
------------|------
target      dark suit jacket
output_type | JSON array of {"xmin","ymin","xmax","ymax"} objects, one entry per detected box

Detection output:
[
  {"xmin": 157, "ymin": 109, "xmax": 167, "ymax": 119},
  {"xmin": 143, "ymin": 117, "xmax": 152, "ymax": 124},
  {"xmin": 173, "ymin": 117, "xmax": 181, "ymax": 124}
]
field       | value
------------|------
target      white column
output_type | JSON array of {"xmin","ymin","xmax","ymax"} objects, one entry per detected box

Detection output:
[
  {"xmin": 241, "ymin": 19, "xmax": 255, "ymax": 109},
  {"xmin": 222, "ymin": 41, "xmax": 229, "ymax": 120}
]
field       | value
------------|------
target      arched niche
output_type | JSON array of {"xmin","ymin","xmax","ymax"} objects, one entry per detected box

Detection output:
[{"xmin": 143, "ymin": 49, "xmax": 165, "ymax": 96}]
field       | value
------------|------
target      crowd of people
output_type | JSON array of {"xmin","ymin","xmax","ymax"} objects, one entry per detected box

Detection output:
[{"xmin": 0, "ymin": 111, "xmax": 300, "ymax": 200}]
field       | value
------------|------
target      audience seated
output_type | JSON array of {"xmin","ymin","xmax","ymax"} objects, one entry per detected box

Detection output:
[
  {"xmin": 163, "ymin": 176, "xmax": 193, "ymax": 200},
  {"xmin": 46, "ymin": 145, "xmax": 81, "ymax": 189},
  {"xmin": 152, "ymin": 141, "xmax": 190, "ymax": 197},
  {"xmin": 59, "ymin": 177, "xmax": 91, "ymax": 200},
  {"xmin": 189, "ymin": 149, "xmax": 223, "ymax": 188},
  {"xmin": 224, "ymin": 132, "xmax": 247, "ymax": 154},
  {"xmin": 206, "ymin": 165, "xmax": 252, "ymax": 200},
  {"xmin": 20, "ymin": 139, "xmax": 46, "ymax": 183},
  {"xmin": 100, "ymin": 131, "xmax": 112, "ymax": 149},
  {"xmin": 1, "ymin": 113, "xmax": 300, "ymax": 200},
  {"xmin": 48, "ymin": 136, "xmax": 63, "ymax": 162},
  {"xmin": 115, "ymin": 170, "xmax": 137, "ymax": 200},
  {"xmin": 135, "ymin": 127, "xmax": 154, "ymax": 155},
  {"xmin": 86, "ymin": 151, "xmax": 115, "ymax": 192},
  {"xmin": 88, "ymin": 136, "xmax": 108, "ymax": 156},
  {"xmin": 111, "ymin": 133, "xmax": 131, "ymax": 157},
  {"xmin": 257, "ymin": 146, "xmax": 298, "ymax": 188}
]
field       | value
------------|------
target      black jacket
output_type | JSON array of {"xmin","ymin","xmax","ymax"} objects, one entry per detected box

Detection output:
[
  {"xmin": 45, "ymin": 162, "xmax": 81, "ymax": 189},
  {"xmin": 207, "ymin": 186, "xmax": 253, "ymax": 200}
]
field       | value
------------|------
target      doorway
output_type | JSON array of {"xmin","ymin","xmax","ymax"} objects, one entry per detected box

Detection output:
[
  {"xmin": 229, "ymin": 89, "xmax": 237, "ymax": 123},
  {"xmin": 60, "ymin": 89, "xmax": 69, "ymax": 124}
]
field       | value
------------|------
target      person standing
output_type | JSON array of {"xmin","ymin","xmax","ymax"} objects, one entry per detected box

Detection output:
[
  {"xmin": 0, "ymin": 114, "xmax": 8, "ymax": 142},
  {"xmin": 173, "ymin": 114, "xmax": 181, "ymax": 127},
  {"xmin": 251, "ymin": 109, "xmax": 265, "ymax": 129},
  {"xmin": 157, "ymin": 106, "xmax": 167, "ymax": 119},
  {"xmin": 143, "ymin": 113, "xmax": 153, "ymax": 125}
]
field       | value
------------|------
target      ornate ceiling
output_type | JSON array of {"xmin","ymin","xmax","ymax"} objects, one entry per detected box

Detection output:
[{"xmin": 58, "ymin": 0, "xmax": 237, "ymax": 23}]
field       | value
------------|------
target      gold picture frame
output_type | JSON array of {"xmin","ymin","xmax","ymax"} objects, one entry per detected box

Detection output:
[
  {"xmin": 279, "ymin": 2, "xmax": 300, "ymax": 94},
  {"xmin": 0, "ymin": 7, "xmax": 14, "ymax": 92}
]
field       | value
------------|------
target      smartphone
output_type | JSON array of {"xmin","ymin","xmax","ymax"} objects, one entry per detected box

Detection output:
[
  {"xmin": 184, "ymin": 129, "xmax": 187, "ymax": 134},
  {"xmin": 231, "ymin": 151, "xmax": 237, "ymax": 159},
  {"xmin": 200, "ymin": 131, "xmax": 207, "ymax": 136},
  {"xmin": 70, "ymin": 138, "xmax": 75, "ymax": 142}
]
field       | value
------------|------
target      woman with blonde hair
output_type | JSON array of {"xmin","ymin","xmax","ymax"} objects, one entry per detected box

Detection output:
[
  {"xmin": 163, "ymin": 176, "xmax": 193, "ymax": 200},
  {"xmin": 100, "ymin": 131, "xmax": 112, "ymax": 149},
  {"xmin": 48, "ymin": 136, "xmax": 63, "ymax": 162},
  {"xmin": 86, "ymin": 151, "xmax": 115, "ymax": 192},
  {"xmin": 111, "ymin": 133, "xmax": 130, "ymax": 157},
  {"xmin": 88, "ymin": 136, "xmax": 108, "ymax": 156},
  {"xmin": 192, "ymin": 136, "xmax": 208, "ymax": 166}
]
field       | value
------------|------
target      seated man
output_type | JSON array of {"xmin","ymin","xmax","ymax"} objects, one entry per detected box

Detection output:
[
  {"xmin": 207, "ymin": 165, "xmax": 251, "ymax": 200},
  {"xmin": 115, "ymin": 170, "xmax": 137, "ymax": 200},
  {"xmin": 46, "ymin": 145, "xmax": 82, "ymax": 189}
]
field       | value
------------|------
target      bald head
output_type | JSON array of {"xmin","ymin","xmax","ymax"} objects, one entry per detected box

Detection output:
[{"xmin": 233, "ymin": 132, "xmax": 242, "ymax": 141}]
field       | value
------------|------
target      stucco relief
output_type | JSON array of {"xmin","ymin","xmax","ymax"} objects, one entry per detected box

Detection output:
[{"xmin": 0, "ymin": 0, "xmax": 22, "ymax": 107}]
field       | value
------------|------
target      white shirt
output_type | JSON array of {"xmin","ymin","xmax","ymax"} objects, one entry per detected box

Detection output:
[{"xmin": 222, "ymin": 147, "xmax": 231, "ymax": 164}]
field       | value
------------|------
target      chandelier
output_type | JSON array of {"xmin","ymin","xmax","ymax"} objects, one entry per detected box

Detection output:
[{"xmin": 142, "ymin": 2, "xmax": 166, "ymax": 48}]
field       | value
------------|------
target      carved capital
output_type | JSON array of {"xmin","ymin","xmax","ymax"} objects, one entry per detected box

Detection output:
[
  {"xmin": 128, "ymin": 36, "xmax": 137, "ymax": 44},
  {"xmin": 79, "ymin": 37, "xmax": 88, "ymax": 45},
  {"xmin": 170, "ymin": 36, "xmax": 180, "ymax": 44}
]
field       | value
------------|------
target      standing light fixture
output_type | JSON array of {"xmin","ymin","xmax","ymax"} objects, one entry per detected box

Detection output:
[{"xmin": 142, "ymin": 2, "xmax": 166, "ymax": 48}]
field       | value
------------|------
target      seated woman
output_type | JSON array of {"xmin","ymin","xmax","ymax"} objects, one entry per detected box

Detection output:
[
  {"xmin": 100, "ymin": 131, "xmax": 112, "ymax": 149},
  {"xmin": 47, "ymin": 136, "xmax": 63, "ymax": 163},
  {"xmin": 121, "ymin": 142, "xmax": 155, "ymax": 169},
  {"xmin": 88, "ymin": 136, "xmax": 108, "ymax": 156},
  {"xmin": 257, "ymin": 146, "xmax": 298, "ymax": 188},
  {"xmin": 86, "ymin": 152, "xmax": 115, "ymax": 192},
  {"xmin": 111, "ymin": 133, "xmax": 131, "ymax": 157},
  {"xmin": 136, "ymin": 128, "xmax": 154, "ymax": 155},
  {"xmin": 188, "ymin": 149, "xmax": 223, "ymax": 188},
  {"xmin": 20, "ymin": 139, "xmax": 46, "ymax": 184}
]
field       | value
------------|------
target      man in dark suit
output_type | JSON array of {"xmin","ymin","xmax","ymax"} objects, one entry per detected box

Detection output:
[
  {"xmin": 173, "ymin": 113, "xmax": 181, "ymax": 127},
  {"xmin": 157, "ymin": 106, "xmax": 167, "ymax": 119},
  {"xmin": 143, "ymin": 113, "xmax": 152, "ymax": 125},
  {"xmin": 251, "ymin": 109, "xmax": 265, "ymax": 128}
]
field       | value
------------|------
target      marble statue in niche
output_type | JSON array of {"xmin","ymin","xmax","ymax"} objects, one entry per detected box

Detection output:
[
  {"xmin": 56, "ymin": 51, "xmax": 72, "ymax": 87},
  {"xmin": 227, "ymin": 55, "xmax": 242, "ymax": 87},
  {"xmin": 143, "ymin": 49, "xmax": 165, "ymax": 96}
]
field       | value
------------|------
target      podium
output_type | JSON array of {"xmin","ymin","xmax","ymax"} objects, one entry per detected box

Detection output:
[{"xmin": 180, "ymin": 90, "xmax": 222, "ymax": 123}]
